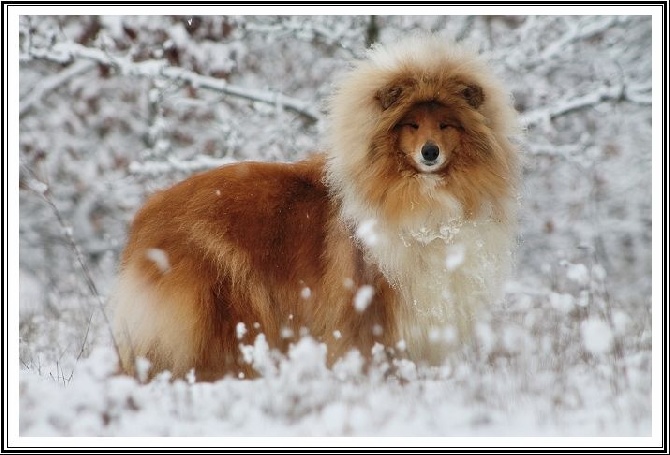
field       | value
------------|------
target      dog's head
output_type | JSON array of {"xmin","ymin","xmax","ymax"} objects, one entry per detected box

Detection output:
[
  {"xmin": 326, "ymin": 35, "xmax": 520, "ymax": 224},
  {"xmin": 372, "ymin": 76, "xmax": 487, "ymax": 175}
]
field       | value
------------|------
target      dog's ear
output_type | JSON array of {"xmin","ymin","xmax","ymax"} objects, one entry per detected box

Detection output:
[
  {"xmin": 461, "ymin": 83, "xmax": 485, "ymax": 109},
  {"xmin": 375, "ymin": 85, "xmax": 404, "ymax": 110}
]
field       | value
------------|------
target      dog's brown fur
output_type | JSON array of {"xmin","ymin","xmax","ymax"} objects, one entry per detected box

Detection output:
[{"xmin": 112, "ymin": 35, "xmax": 520, "ymax": 381}]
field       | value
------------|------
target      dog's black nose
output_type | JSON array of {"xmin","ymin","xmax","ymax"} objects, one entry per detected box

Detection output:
[{"xmin": 421, "ymin": 144, "xmax": 440, "ymax": 162}]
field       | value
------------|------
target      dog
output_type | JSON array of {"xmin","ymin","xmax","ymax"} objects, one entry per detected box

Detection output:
[{"xmin": 111, "ymin": 34, "xmax": 520, "ymax": 381}]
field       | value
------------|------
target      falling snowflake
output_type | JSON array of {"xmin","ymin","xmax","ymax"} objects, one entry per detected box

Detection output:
[{"xmin": 353, "ymin": 285, "xmax": 374, "ymax": 312}]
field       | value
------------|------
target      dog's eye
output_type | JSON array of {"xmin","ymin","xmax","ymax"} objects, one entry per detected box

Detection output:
[
  {"xmin": 403, "ymin": 123, "xmax": 419, "ymax": 130},
  {"xmin": 439, "ymin": 122, "xmax": 461, "ymax": 131}
]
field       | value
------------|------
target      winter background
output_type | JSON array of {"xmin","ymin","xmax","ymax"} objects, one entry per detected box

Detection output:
[{"xmin": 12, "ymin": 11, "xmax": 660, "ymax": 446}]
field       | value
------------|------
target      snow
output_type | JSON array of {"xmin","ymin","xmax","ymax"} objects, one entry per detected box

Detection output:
[
  {"xmin": 13, "ymin": 13, "xmax": 658, "ymax": 448},
  {"xmin": 301, "ymin": 286, "xmax": 312, "ymax": 299},
  {"xmin": 19, "ymin": 270, "xmax": 43, "ymax": 318},
  {"xmin": 17, "ymin": 331, "xmax": 651, "ymax": 439},
  {"xmin": 580, "ymin": 319, "xmax": 614, "ymax": 355},
  {"xmin": 355, "ymin": 219, "xmax": 379, "ymax": 247},
  {"xmin": 566, "ymin": 262, "xmax": 590, "ymax": 286},
  {"xmin": 134, "ymin": 357, "xmax": 151, "ymax": 383},
  {"xmin": 611, "ymin": 310, "xmax": 630, "ymax": 336},
  {"xmin": 145, "ymin": 248, "xmax": 170, "ymax": 274},
  {"xmin": 236, "ymin": 322, "xmax": 247, "ymax": 340},
  {"xmin": 353, "ymin": 285, "xmax": 374, "ymax": 312},
  {"xmin": 445, "ymin": 243, "xmax": 466, "ymax": 271},
  {"xmin": 549, "ymin": 292, "xmax": 575, "ymax": 313}
]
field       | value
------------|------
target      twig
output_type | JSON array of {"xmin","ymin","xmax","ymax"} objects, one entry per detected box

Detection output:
[
  {"xmin": 75, "ymin": 312, "xmax": 95, "ymax": 363},
  {"xmin": 22, "ymin": 167, "xmax": 122, "ymax": 364}
]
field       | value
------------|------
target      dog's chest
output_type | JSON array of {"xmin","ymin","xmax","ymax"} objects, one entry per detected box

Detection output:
[{"xmin": 364, "ymin": 218, "xmax": 512, "ymax": 364}]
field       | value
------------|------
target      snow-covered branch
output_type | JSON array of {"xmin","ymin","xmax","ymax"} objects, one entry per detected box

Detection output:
[
  {"xmin": 128, "ymin": 155, "xmax": 237, "ymax": 176},
  {"xmin": 22, "ymin": 42, "xmax": 321, "ymax": 123},
  {"xmin": 525, "ymin": 144, "xmax": 587, "ymax": 158},
  {"xmin": 242, "ymin": 18, "xmax": 359, "ymax": 57},
  {"xmin": 521, "ymin": 83, "xmax": 652, "ymax": 127},
  {"xmin": 19, "ymin": 59, "xmax": 96, "ymax": 118},
  {"xmin": 160, "ymin": 67, "xmax": 321, "ymax": 122},
  {"xmin": 488, "ymin": 16, "xmax": 631, "ymax": 71},
  {"xmin": 539, "ymin": 16, "xmax": 622, "ymax": 63}
]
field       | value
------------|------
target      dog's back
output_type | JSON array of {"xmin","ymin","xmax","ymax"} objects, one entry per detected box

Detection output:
[{"xmin": 111, "ymin": 155, "xmax": 394, "ymax": 380}]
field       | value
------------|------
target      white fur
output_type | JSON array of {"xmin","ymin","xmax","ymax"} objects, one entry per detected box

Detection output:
[
  {"xmin": 111, "ymin": 267, "xmax": 198, "ymax": 377},
  {"xmin": 345, "ymin": 187, "xmax": 514, "ymax": 364}
]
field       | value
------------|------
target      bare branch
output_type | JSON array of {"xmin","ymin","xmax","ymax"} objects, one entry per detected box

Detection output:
[{"xmin": 22, "ymin": 42, "xmax": 322, "ymax": 123}]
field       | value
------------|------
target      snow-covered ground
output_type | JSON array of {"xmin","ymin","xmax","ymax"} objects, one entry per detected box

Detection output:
[
  {"xmin": 17, "ymin": 336, "xmax": 651, "ymax": 438},
  {"xmin": 11, "ymin": 11, "xmax": 661, "ymax": 448},
  {"xmin": 16, "ymin": 279, "xmax": 654, "ymax": 441}
]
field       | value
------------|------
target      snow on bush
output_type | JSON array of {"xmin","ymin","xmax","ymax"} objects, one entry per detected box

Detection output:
[{"xmin": 581, "ymin": 318, "xmax": 614, "ymax": 355}]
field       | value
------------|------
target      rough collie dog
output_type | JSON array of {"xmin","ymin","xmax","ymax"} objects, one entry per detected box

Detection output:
[{"xmin": 111, "ymin": 35, "xmax": 520, "ymax": 381}]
